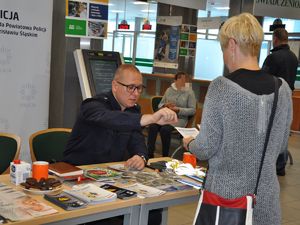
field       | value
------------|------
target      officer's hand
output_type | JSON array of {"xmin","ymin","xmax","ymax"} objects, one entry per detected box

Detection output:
[
  {"xmin": 154, "ymin": 107, "xmax": 178, "ymax": 125},
  {"xmin": 125, "ymin": 155, "xmax": 145, "ymax": 170}
]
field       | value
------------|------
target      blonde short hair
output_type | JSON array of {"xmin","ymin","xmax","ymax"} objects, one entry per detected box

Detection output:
[{"xmin": 218, "ymin": 13, "xmax": 264, "ymax": 57}]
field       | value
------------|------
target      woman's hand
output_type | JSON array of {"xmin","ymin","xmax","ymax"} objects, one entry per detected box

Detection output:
[{"xmin": 183, "ymin": 136, "xmax": 195, "ymax": 150}]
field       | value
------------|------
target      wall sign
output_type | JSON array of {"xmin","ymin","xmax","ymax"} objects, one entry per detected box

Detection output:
[
  {"xmin": 65, "ymin": 0, "xmax": 109, "ymax": 39},
  {"xmin": 253, "ymin": 0, "xmax": 300, "ymax": 20}
]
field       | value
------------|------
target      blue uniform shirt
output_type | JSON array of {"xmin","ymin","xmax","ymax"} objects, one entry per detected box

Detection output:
[{"xmin": 63, "ymin": 91, "xmax": 148, "ymax": 166}]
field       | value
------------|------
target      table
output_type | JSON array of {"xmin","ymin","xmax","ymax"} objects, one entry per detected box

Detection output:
[{"xmin": 2, "ymin": 158, "xmax": 200, "ymax": 225}]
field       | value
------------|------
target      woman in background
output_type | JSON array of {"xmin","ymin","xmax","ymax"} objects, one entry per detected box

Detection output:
[
  {"xmin": 183, "ymin": 13, "xmax": 292, "ymax": 225},
  {"xmin": 148, "ymin": 71, "xmax": 196, "ymax": 158}
]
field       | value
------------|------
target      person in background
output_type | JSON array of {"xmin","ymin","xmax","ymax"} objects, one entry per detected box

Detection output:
[
  {"xmin": 183, "ymin": 13, "xmax": 292, "ymax": 225},
  {"xmin": 64, "ymin": 64, "xmax": 177, "ymax": 225},
  {"xmin": 262, "ymin": 27, "xmax": 298, "ymax": 176},
  {"xmin": 147, "ymin": 71, "xmax": 196, "ymax": 158},
  {"xmin": 262, "ymin": 28, "xmax": 298, "ymax": 91}
]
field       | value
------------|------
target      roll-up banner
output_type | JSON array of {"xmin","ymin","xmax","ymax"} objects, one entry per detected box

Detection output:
[{"xmin": 0, "ymin": 0, "xmax": 53, "ymax": 162}]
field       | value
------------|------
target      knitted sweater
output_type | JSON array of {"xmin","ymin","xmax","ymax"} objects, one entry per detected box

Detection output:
[
  {"xmin": 159, "ymin": 83, "xmax": 196, "ymax": 127},
  {"xmin": 189, "ymin": 76, "xmax": 292, "ymax": 225}
]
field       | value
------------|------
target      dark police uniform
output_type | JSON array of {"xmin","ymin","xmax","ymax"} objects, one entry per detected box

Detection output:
[{"xmin": 63, "ymin": 91, "xmax": 148, "ymax": 166}]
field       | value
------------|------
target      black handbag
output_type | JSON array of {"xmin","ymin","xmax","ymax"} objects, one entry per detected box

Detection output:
[{"xmin": 193, "ymin": 78, "xmax": 279, "ymax": 225}]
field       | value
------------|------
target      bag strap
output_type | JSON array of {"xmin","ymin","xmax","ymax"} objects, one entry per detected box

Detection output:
[{"xmin": 254, "ymin": 77, "xmax": 279, "ymax": 197}]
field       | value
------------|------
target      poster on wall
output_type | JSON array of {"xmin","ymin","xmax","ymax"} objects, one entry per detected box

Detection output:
[
  {"xmin": 65, "ymin": 0, "xmax": 109, "ymax": 39},
  {"xmin": 153, "ymin": 16, "xmax": 182, "ymax": 69},
  {"xmin": 0, "ymin": 0, "xmax": 53, "ymax": 162},
  {"xmin": 179, "ymin": 24, "xmax": 197, "ymax": 57}
]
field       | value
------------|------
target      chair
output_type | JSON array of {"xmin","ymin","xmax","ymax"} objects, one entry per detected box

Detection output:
[
  {"xmin": 151, "ymin": 96, "xmax": 163, "ymax": 113},
  {"xmin": 29, "ymin": 128, "xmax": 72, "ymax": 163},
  {"xmin": 0, "ymin": 132, "xmax": 21, "ymax": 174}
]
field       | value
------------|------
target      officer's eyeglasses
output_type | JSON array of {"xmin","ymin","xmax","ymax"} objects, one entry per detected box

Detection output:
[{"xmin": 116, "ymin": 81, "xmax": 145, "ymax": 93}]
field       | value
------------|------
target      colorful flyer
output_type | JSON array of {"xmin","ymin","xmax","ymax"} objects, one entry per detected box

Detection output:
[
  {"xmin": 179, "ymin": 24, "xmax": 197, "ymax": 57},
  {"xmin": 65, "ymin": 0, "xmax": 108, "ymax": 39}
]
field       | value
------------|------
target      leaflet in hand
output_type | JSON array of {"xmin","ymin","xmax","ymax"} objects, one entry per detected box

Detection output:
[
  {"xmin": 64, "ymin": 183, "xmax": 117, "ymax": 205},
  {"xmin": 175, "ymin": 127, "xmax": 199, "ymax": 138}
]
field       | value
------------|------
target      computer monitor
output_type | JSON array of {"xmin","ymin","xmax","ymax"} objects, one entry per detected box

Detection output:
[{"xmin": 74, "ymin": 49, "xmax": 122, "ymax": 99}]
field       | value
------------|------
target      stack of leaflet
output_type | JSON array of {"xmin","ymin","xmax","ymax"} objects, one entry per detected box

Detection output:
[
  {"xmin": 84, "ymin": 168, "xmax": 121, "ymax": 183},
  {"xmin": 125, "ymin": 183, "xmax": 166, "ymax": 198},
  {"xmin": 64, "ymin": 183, "xmax": 117, "ymax": 205}
]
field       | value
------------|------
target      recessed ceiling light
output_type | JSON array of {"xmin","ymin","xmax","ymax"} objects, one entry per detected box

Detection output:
[{"xmin": 133, "ymin": 1, "xmax": 149, "ymax": 5}]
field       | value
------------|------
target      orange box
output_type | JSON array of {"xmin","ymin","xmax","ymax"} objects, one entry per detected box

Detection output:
[
  {"xmin": 183, "ymin": 152, "xmax": 197, "ymax": 168},
  {"xmin": 32, "ymin": 161, "xmax": 49, "ymax": 181}
]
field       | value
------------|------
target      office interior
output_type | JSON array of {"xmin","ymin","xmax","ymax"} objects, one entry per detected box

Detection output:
[{"xmin": 1, "ymin": 0, "xmax": 300, "ymax": 224}]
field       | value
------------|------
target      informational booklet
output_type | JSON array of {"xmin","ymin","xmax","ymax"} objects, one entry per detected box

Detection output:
[
  {"xmin": 48, "ymin": 162, "xmax": 83, "ymax": 177},
  {"xmin": 64, "ymin": 183, "xmax": 117, "ymax": 205},
  {"xmin": 175, "ymin": 127, "xmax": 199, "ymax": 138},
  {"xmin": 0, "ymin": 183, "xmax": 57, "ymax": 221},
  {"xmin": 125, "ymin": 183, "xmax": 166, "ymax": 198},
  {"xmin": 44, "ymin": 192, "xmax": 87, "ymax": 211},
  {"xmin": 100, "ymin": 184, "xmax": 137, "ymax": 200},
  {"xmin": 84, "ymin": 168, "xmax": 121, "ymax": 182}
]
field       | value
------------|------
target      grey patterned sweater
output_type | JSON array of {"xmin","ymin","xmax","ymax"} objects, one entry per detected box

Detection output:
[
  {"xmin": 159, "ymin": 83, "xmax": 196, "ymax": 127},
  {"xmin": 189, "ymin": 76, "xmax": 292, "ymax": 225}
]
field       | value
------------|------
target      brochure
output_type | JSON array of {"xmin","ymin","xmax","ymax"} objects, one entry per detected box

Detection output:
[
  {"xmin": 0, "ymin": 183, "xmax": 57, "ymax": 221},
  {"xmin": 84, "ymin": 168, "xmax": 121, "ymax": 182},
  {"xmin": 100, "ymin": 184, "xmax": 137, "ymax": 200},
  {"xmin": 125, "ymin": 183, "xmax": 166, "ymax": 198},
  {"xmin": 64, "ymin": 183, "xmax": 117, "ymax": 205},
  {"xmin": 44, "ymin": 192, "xmax": 87, "ymax": 211}
]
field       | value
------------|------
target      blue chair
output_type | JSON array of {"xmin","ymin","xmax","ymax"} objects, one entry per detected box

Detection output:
[{"xmin": 0, "ymin": 132, "xmax": 21, "ymax": 174}]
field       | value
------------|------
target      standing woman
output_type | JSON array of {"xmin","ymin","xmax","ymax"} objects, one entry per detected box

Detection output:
[{"xmin": 183, "ymin": 13, "xmax": 292, "ymax": 225}]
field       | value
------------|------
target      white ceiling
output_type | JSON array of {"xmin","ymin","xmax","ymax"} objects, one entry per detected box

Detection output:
[{"xmin": 108, "ymin": 0, "xmax": 230, "ymax": 21}]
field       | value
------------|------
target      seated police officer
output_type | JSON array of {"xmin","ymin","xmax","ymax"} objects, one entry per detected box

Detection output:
[{"xmin": 63, "ymin": 64, "xmax": 177, "ymax": 225}]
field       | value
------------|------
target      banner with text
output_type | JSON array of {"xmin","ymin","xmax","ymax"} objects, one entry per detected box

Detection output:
[
  {"xmin": 0, "ymin": 0, "xmax": 53, "ymax": 162},
  {"xmin": 253, "ymin": 0, "xmax": 300, "ymax": 20},
  {"xmin": 154, "ymin": 16, "xmax": 182, "ymax": 69},
  {"xmin": 65, "ymin": 0, "xmax": 108, "ymax": 39}
]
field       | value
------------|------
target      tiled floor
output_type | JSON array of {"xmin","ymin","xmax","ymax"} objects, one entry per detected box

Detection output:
[{"xmin": 152, "ymin": 132, "xmax": 300, "ymax": 225}]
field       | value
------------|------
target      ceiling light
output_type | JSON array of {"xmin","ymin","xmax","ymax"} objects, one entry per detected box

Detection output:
[
  {"xmin": 133, "ymin": 1, "xmax": 149, "ymax": 5},
  {"xmin": 215, "ymin": 6, "xmax": 230, "ymax": 10}
]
